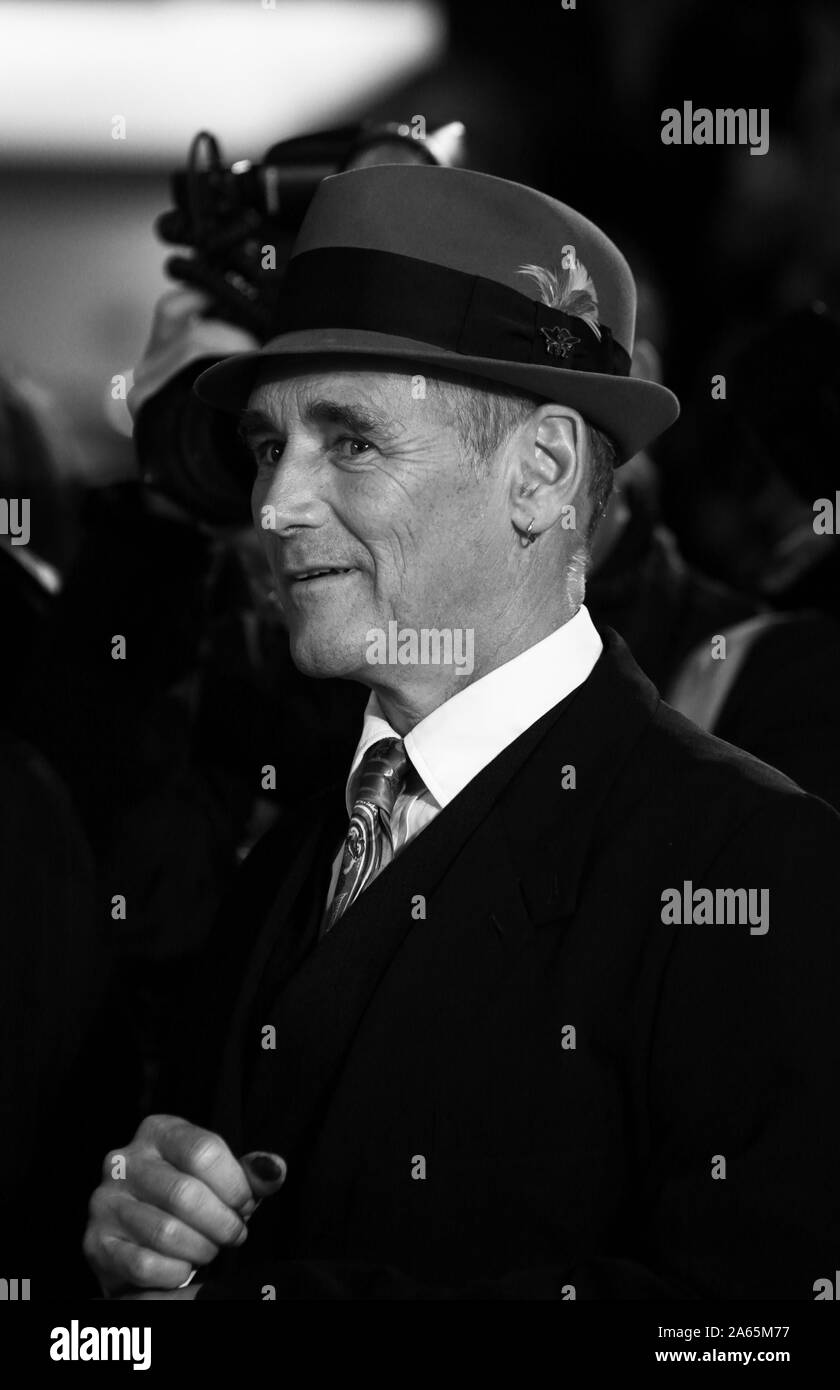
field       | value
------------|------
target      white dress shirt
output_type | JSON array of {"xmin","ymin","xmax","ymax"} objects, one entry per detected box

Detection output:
[{"xmin": 322, "ymin": 606, "xmax": 603, "ymax": 919}]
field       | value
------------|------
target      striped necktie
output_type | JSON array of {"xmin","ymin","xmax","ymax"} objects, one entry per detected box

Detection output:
[{"xmin": 323, "ymin": 736, "xmax": 409, "ymax": 933}]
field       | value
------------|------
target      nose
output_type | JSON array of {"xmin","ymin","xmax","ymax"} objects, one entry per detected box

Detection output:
[{"xmin": 253, "ymin": 436, "xmax": 328, "ymax": 537}]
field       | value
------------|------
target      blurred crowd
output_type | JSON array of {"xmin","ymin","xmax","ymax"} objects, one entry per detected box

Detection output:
[{"xmin": 2, "ymin": 0, "xmax": 840, "ymax": 1293}]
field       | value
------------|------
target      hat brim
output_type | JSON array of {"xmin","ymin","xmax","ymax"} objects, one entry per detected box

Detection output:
[{"xmin": 194, "ymin": 328, "xmax": 679, "ymax": 464}]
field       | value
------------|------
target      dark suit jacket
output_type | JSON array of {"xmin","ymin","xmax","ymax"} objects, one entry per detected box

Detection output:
[{"xmin": 156, "ymin": 629, "xmax": 840, "ymax": 1299}]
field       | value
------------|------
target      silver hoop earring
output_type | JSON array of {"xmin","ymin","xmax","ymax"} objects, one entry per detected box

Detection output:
[{"xmin": 519, "ymin": 518, "xmax": 537, "ymax": 548}]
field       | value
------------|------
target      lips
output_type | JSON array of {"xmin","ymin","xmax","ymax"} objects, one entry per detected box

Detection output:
[{"xmin": 286, "ymin": 566, "xmax": 355, "ymax": 583}]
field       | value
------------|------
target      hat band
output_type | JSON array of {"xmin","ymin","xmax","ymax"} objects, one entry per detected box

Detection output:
[{"xmin": 275, "ymin": 247, "xmax": 631, "ymax": 377}]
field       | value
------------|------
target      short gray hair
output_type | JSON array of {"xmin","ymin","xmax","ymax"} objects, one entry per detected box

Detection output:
[{"xmin": 430, "ymin": 375, "xmax": 616, "ymax": 543}]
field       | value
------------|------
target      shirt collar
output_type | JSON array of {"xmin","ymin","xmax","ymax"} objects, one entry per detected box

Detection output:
[{"xmin": 344, "ymin": 606, "xmax": 603, "ymax": 813}]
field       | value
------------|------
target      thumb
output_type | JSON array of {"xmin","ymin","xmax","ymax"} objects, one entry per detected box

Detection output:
[{"xmin": 241, "ymin": 1151, "xmax": 288, "ymax": 1200}]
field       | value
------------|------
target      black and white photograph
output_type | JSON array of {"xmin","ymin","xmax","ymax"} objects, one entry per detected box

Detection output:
[{"xmin": 1, "ymin": 0, "xmax": 839, "ymax": 1367}]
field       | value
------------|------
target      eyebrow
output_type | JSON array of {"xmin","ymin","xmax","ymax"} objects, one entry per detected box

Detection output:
[
  {"xmin": 237, "ymin": 397, "xmax": 393, "ymax": 445},
  {"xmin": 304, "ymin": 398, "xmax": 393, "ymax": 435},
  {"xmin": 237, "ymin": 408, "xmax": 278, "ymax": 445}
]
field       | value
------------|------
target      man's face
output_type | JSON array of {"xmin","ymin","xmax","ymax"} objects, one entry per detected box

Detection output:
[{"xmin": 243, "ymin": 363, "xmax": 511, "ymax": 684}]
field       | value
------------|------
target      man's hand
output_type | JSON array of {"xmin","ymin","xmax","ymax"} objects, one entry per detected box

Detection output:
[{"xmin": 83, "ymin": 1115, "xmax": 286, "ymax": 1298}]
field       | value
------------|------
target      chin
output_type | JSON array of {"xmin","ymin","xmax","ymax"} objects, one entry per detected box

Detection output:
[{"xmin": 288, "ymin": 628, "xmax": 367, "ymax": 683}]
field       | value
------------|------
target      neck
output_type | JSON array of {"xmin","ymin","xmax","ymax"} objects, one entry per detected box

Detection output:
[{"xmin": 372, "ymin": 593, "xmax": 582, "ymax": 734}]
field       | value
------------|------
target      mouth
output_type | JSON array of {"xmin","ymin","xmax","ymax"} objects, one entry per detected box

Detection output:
[{"xmin": 285, "ymin": 566, "xmax": 357, "ymax": 588}]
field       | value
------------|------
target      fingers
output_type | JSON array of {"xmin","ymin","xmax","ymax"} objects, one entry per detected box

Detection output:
[
  {"xmin": 144, "ymin": 1115, "xmax": 255, "ymax": 1216},
  {"xmin": 111, "ymin": 1194, "xmax": 223, "ymax": 1267},
  {"xmin": 84, "ymin": 1116, "xmax": 254, "ymax": 1294},
  {"xmin": 84, "ymin": 1117, "xmax": 289, "ymax": 1298},
  {"xmin": 241, "ymin": 1151, "xmax": 287, "ymax": 1200},
  {"xmin": 131, "ymin": 1159, "xmax": 247, "ymax": 1247},
  {"xmin": 94, "ymin": 1233, "xmax": 193, "ymax": 1294}
]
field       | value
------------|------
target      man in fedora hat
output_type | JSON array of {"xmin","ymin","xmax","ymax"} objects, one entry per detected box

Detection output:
[{"xmin": 85, "ymin": 165, "xmax": 840, "ymax": 1300}]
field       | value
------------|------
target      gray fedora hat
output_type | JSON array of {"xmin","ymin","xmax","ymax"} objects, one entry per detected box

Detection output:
[{"xmin": 195, "ymin": 164, "xmax": 679, "ymax": 463}]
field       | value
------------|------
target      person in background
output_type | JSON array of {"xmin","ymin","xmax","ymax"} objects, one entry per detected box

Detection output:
[
  {"xmin": 661, "ymin": 303, "xmax": 840, "ymax": 619},
  {"xmin": 588, "ymin": 301, "xmax": 840, "ymax": 812},
  {"xmin": 0, "ymin": 367, "xmax": 119, "ymax": 1294}
]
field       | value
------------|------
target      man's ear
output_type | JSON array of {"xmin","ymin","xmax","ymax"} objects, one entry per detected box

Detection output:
[{"xmin": 509, "ymin": 404, "xmax": 586, "ymax": 539}]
